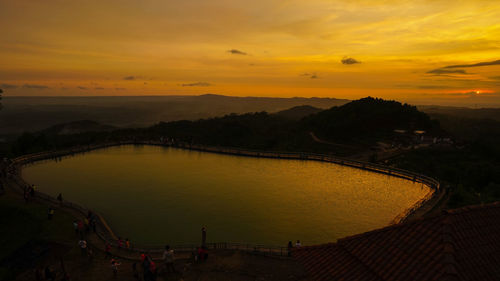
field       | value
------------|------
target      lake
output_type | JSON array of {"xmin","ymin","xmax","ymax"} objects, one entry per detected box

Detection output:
[{"xmin": 22, "ymin": 145, "xmax": 430, "ymax": 246}]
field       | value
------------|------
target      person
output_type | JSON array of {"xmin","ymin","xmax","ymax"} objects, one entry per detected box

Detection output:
[
  {"xmin": 149, "ymin": 259, "xmax": 157, "ymax": 281},
  {"xmin": 87, "ymin": 210, "xmax": 93, "ymax": 220},
  {"xmin": 73, "ymin": 220, "xmax": 79, "ymax": 234},
  {"xmin": 201, "ymin": 226, "xmax": 207, "ymax": 248},
  {"xmin": 77, "ymin": 220, "xmax": 84, "ymax": 235},
  {"xmin": 132, "ymin": 263, "xmax": 140, "ymax": 281},
  {"xmin": 295, "ymin": 240, "xmax": 302, "ymax": 247},
  {"xmin": 44, "ymin": 266, "xmax": 55, "ymax": 281},
  {"xmin": 125, "ymin": 238, "xmax": 130, "ymax": 249},
  {"xmin": 24, "ymin": 189, "xmax": 30, "ymax": 203},
  {"xmin": 142, "ymin": 254, "xmax": 151, "ymax": 281},
  {"xmin": 105, "ymin": 242, "xmax": 112, "ymax": 259},
  {"xmin": 57, "ymin": 193, "xmax": 63, "ymax": 204},
  {"xmin": 117, "ymin": 237, "xmax": 123, "ymax": 249},
  {"xmin": 197, "ymin": 247, "xmax": 208, "ymax": 262},
  {"xmin": 30, "ymin": 184, "xmax": 35, "ymax": 197},
  {"xmin": 79, "ymin": 239, "xmax": 87, "ymax": 256},
  {"xmin": 34, "ymin": 267, "xmax": 43, "ymax": 281},
  {"xmin": 287, "ymin": 241, "xmax": 293, "ymax": 257},
  {"xmin": 47, "ymin": 207, "xmax": 54, "ymax": 220},
  {"xmin": 111, "ymin": 258, "xmax": 121, "ymax": 277},
  {"xmin": 91, "ymin": 219, "xmax": 97, "ymax": 233},
  {"xmin": 162, "ymin": 245, "xmax": 175, "ymax": 273},
  {"xmin": 84, "ymin": 217, "xmax": 90, "ymax": 233}
]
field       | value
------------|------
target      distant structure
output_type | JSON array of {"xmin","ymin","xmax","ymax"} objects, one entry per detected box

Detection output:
[{"xmin": 294, "ymin": 202, "xmax": 500, "ymax": 281}]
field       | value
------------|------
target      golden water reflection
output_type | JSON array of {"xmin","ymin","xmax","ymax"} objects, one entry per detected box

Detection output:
[{"xmin": 22, "ymin": 145, "xmax": 430, "ymax": 246}]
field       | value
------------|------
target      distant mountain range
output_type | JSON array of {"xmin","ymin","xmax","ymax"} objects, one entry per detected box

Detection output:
[{"xmin": 0, "ymin": 94, "xmax": 349, "ymax": 135}]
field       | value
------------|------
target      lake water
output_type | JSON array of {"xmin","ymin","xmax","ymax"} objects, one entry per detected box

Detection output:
[{"xmin": 22, "ymin": 145, "xmax": 430, "ymax": 246}]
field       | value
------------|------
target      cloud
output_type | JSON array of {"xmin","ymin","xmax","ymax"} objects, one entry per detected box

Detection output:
[
  {"xmin": 300, "ymin": 72, "xmax": 319, "ymax": 79},
  {"xmin": 489, "ymin": 76, "xmax": 500, "ymax": 80},
  {"xmin": 181, "ymin": 82, "xmax": 212, "ymax": 87},
  {"xmin": 23, "ymin": 84, "xmax": 49, "ymax": 90},
  {"xmin": 115, "ymin": 88, "xmax": 126, "ymax": 90},
  {"xmin": 445, "ymin": 91, "xmax": 498, "ymax": 97},
  {"xmin": 123, "ymin": 76, "xmax": 136, "ymax": 80},
  {"xmin": 0, "ymin": 83, "xmax": 18, "ymax": 89},
  {"xmin": 95, "ymin": 87, "xmax": 105, "ymax": 90},
  {"xmin": 444, "ymin": 59, "xmax": 500, "ymax": 69},
  {"xmin": 227, "ymin": 49, "xmax": 247, "ymax": 55},
  {"xmin": 417, "ymin": 85, "xmax": 450, "ymax": 89},
  {"xmin": 427, "ymin": 69, "xmax": 467, "ymax": 75},
  {"xmin": 77, "ymin": 86, "xmax": 88, "ymax": 90},
  {"xmin": 341, "ymin": 57, "xmax": 361, "ymax": 65}
]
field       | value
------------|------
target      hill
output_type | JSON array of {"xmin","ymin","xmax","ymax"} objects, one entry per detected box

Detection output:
[
  {"xmin": 419, "ymin": 105, "xmax": 500, "ymax": 122},
  {"xmin": 303, "ymin": 97, "xmax": 440, "ymax": 144},
  {"xmin": 273, "ymin": 105, "xmax": 323, "ymax": 120},
  {"xmin": 0, "ymin": 95, "xmax": 349, "ymax": 135}
]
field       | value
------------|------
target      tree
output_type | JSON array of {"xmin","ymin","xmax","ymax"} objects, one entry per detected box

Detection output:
[{"xmin": 0, "ymin": 88, "xmax": 3, "ymax": 110}]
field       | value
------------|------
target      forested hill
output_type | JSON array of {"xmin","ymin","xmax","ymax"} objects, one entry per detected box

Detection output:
[
  {"xmin": 302, "ymin": 97, "xmax": 441, "ymax": 143},
  {"xmin": 7, "ymin": 97, "xmax": 443, "ymax": 157}
]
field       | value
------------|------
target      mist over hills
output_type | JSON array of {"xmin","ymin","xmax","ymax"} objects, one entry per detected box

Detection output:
[{"xmin": 0, "ymin": 94, "xmax": 349, "ymax": 135}]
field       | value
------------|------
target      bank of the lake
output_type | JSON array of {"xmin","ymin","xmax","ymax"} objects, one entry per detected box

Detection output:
[{"xmin": 21, "ymin": 145, "xmax": 432, "ymax": 246}]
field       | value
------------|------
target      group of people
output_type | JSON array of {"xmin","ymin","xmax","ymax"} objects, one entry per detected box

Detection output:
[
  {"xmin": 106, "ymin": 244, "xmax": 177, "ymax": 280},
  {"xmin": 23, "ymin": 184, "xmax": 36, "ymax": 202},
  {"xmin": 287, "ymin": 240, "xmax": 302, "ymax": 256},
  {"xmin": 72, "ymin": 210, "xmax": 98, "ymax": 237}
]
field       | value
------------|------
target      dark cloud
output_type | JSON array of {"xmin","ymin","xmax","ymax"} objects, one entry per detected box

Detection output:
[
  {"xmin": 489, "ymin": 76, "xmax": 500, "ymax": 80},
  {"xmin": 0, "ymin": 83, "xmax": 18, "ymax": 89},
  {"xmin": 123, "ymin": 76, "xmax": 136, "ymax": 80},
  {"xmin": 444, "ymin": 59, "xmax": 500, "ymax": 68},
  {"xmin": 300, "ymin": 72, "xmax": 318, "ymax": 79},
  {"xmin": 427, "ymin": 69, "xmax": 468, "ymax": 75},
  {"xmin": 341, "ymin": 57, "xmax": 361, "ymax": 65},
  {"xmin": 417, "ymin": 85, "xmax": 451, "ymax": 89},
  {"xmin": 227, "ymin": 49, "xmax": 247, "ymax": 55},
  {"xmin": 95, "ymin": 87, "xmax": 105, "ymax": 90},
  {"xmin": 77, "ymin": 86, "xmax": 88, "ymax": 90},
  {"xmin": 115, "ymin": 88, "xmax": 126, "ymax": 90},
  {"xmin": 23, "ymin": 84, "xmax": 49, "ymax": 90},
  {"xmin": 181, "ymin": 82, "xmax": 212, "ymax": 87}
]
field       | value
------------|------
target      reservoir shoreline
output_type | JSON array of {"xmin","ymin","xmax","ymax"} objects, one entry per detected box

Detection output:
[{"xmin": 7, "ymin": 140, "xmax": 441, "ymax": 255}]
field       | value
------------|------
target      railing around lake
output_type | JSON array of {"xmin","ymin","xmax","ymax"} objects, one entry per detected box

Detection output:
[{"xmin": 5, "ymin": 140, "xmax": 442, "ymax": 257}]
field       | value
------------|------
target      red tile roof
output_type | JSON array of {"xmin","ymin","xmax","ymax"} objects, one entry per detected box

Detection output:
[{"xmin": 293, "ymin": 202, "xmax": 500, "ymax": 281}]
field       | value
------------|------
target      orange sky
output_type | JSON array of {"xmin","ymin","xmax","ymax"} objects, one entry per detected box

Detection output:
[{"xmin": 1, "ymin": 0, "xmax": 499, "ymax": 106}]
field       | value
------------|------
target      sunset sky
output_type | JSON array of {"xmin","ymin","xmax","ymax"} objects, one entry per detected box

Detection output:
[{"xmin": 1, "ymin": 0, "xmax": 499, "ymax": 106}]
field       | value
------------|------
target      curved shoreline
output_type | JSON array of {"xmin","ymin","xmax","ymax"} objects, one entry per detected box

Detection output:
[{"xmin": 7, "ymin": 141, "xmax": 442, "ymax": 255}]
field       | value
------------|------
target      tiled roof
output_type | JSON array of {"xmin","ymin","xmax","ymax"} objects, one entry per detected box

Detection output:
[{"xmin": 293, "ymin": 202, "xmax": 500, "ymax": 281}]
